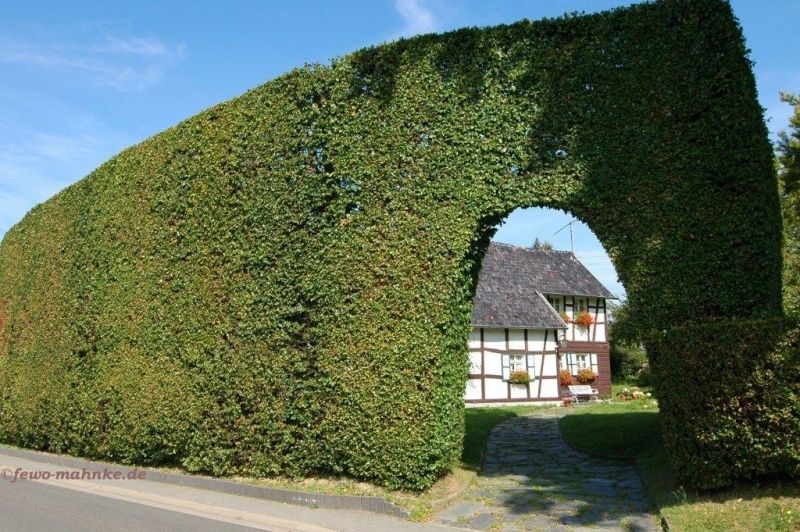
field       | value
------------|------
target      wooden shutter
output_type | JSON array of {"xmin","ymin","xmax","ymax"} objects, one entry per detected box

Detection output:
[
  {"xmin": 501, "ymin": 354, "xmax": 510, "ymax": 380},
  {"xmin": 526, "ymin": 354, "xmax": 536, "ymax": 378}
]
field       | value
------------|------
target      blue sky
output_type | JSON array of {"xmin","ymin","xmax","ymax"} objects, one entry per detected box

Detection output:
[{"xmin": 1, "ymin": 1, "xmax": 798, "ymax": 297}]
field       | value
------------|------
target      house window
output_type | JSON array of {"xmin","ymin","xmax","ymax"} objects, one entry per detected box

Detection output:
[
  {"xmin": 501, "ymin": 353, "xmax": 536, "ymax": 381},
  {"xmin": 561, "ymin": 352, "xmax": 598, "ymax": 374},
  {"xmin": 576, "ymin": 298, "xmax": 587, "ymax": 313},
  {"xmin": 547, "ymin": 296, "xmax": 562, "ymax": 312}
]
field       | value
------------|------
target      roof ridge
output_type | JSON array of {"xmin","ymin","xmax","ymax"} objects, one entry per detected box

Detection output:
[{"xmin": 489, "ymin": 241, "xmax": 572, "ymax": 254}]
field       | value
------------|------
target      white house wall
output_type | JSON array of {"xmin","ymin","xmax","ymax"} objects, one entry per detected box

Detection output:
[
  {"xmin": 466, "ymin": 327, "xmax": 562, "ymax": 402},
  {"xmin": 539, "ymin": 378, "xmax": 559, "ymax": 398},
  {"xmin": 483, "ymin": 328, "xmax": 506, "ymax": 351},
  {"xmin": 526, "ymin": 329, "xmax": 548, "ymax": 352},
  {"xmin": 545, "ymin": 296, "xmax": 608, "ymax": 343},
  {"xmin": 507, "ymin": 328, "xmax": 525, "ymax": 350},
  {"xmin": 465, "ymin": 378, "xmax": 482, "ymax": 400},
  {"xmin": 468, "ymin": 328, "xmax": 481, "ymax": 350},
  {"xmin": 468, "ymin": 351, "xmax": 482, "ymax": 373},
  {"xmin": 484, "ymin": 351, "xmax": 502, "ymax": 376},
  {"xmin": 484, "ymin": 378, "xmax": 508, "ymax": 400}
]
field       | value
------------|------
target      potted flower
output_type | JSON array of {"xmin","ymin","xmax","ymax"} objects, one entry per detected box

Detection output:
[
  {"xmin": 576, "ymin": 367, "xmax": 596, "ymax": 384},
  {"xmin": 559, "ymin": 369, "xmax": 574, "ymax": 402},
  {"xmin": 508, "ymin": 369, "xmax": 531, "ymax": 386},
  {"xmin": 573, "ymin": 311, "xmax": 594, "ymax": 328}
]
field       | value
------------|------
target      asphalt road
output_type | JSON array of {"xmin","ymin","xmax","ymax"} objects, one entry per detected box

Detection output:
[
  {"xmin": 0, "ymin": 478, "xmax": 258, "ymax": 532},
  {"xmin": 0, "ymin": 451, "xmax": 460, "ymax": 532}
]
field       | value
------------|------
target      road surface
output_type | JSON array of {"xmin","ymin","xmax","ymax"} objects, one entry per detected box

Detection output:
[
  {"xmin": 0, "ymin": 477, "xmax": 256, "ymax": 532},
  {"xmin": 0, "ymin": 452, "xmax": 461, "ymax": 532}
]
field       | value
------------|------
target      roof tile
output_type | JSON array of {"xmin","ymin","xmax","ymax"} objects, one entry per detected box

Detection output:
[{"xmin": 471, "ymin": 242, "xmax": 615, "ymax": 328}]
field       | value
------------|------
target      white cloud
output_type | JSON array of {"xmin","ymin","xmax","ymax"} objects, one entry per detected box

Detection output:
[
  {"xmin": 394, "ymin": 0, "xmax": 439, "ymax": 38},
  {"xmin": 90, "ymin": 35, "xmax": 183, "ymax": 58},
  {"xmin": 0, "ymin": 121, "xmax": 133, "ymax": 236},
  {"xmin": 0, "ymin": 34, "xmax": 185, "ymax": 91}
]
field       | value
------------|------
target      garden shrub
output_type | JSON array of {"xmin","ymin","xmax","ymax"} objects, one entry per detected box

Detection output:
[
  {"xmin": 0, "ymin": 0, "xmax": 782, "ymax": 489},
  {"xmin": 610, "ymin": 341, "xmax": 648, "ymax": 380},
  {"xmin": 635, "ymin": 363, "xmax": 654, "ymax": 388},
  {"xmin": 648, "ymin": 318, "xmax": 800, "ymax": 489}
]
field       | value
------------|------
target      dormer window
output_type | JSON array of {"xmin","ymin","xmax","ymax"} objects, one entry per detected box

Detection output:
[{"xmin": 547, "ymin": 296, "xmax": 562, "ymax": 311}]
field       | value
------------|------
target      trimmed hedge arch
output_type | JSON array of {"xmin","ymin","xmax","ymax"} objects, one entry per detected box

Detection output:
[{"xmin": 0, "ymin": 0, "xmax": 795, "ymax": 490}]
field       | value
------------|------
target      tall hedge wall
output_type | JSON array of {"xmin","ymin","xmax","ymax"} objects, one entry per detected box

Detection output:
[
  {"xmin": 0, "ymin": 0, "xmax": 784, "ymax": 489},
  {"xmin": 648, "ymin": 318, "xmax": 799, "ymax": 489}
]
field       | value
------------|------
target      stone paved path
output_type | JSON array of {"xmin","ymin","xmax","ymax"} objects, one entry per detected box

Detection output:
[{"xmin": 436, "ymin": 409, "xmax": 659, "ymax": 531}]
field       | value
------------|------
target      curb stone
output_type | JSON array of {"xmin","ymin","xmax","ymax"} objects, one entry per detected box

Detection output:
[
  {"xmin": 430, "ymin": 472, "xmax": 475, "ymax": 513},
  {"xmin": 0, "ymin": 444, "xmax": 410, "ymax": 519}
]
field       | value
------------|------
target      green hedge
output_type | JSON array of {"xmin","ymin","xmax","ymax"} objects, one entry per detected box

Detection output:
[
  {"xmin": 0, "ymin": 0, "xmax": 783, "ymax": 489},
  {"xmin": 648, "ymin": 318, "xmax": 800, "ymax": 489}
]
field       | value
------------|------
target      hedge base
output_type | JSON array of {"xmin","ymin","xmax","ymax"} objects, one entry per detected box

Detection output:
[{"xmin": 648, "ymin": 318, "xmax": 800, "ymax": 490}]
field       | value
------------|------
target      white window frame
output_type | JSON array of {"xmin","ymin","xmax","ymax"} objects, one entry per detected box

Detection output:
[
  {"xmin": 501, "ymin": 352, "xmax": 537, "ymax": 381},
  {"xmin": 561, "ymin": 352, "xmax": 598, "ymax": 374}
]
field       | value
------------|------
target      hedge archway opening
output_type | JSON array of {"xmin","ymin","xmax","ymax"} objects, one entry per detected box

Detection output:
[
  {"xmin": 485, "ymin": 205, "xmax": 624, "ymax": 297},
  {"xmin": 0, "ymin": 0, "xmax": 796, "ymax": 491}
]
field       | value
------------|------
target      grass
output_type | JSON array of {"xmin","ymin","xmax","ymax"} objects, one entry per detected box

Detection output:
[{"xmin": 558, "ymin": 394, "xmax": 800, "ymax": 532}]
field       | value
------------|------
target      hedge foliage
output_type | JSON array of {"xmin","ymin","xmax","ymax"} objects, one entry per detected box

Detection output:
[
  {"xmin": 648, "ymin": 318, "xmax": 800, "ymax": 489},
  {"xmin": 778, "ymin": 93, "xmax": 800, "ymax": 315},
  {"xmin": 0, "ymin": 0, "xmax": 783, "ymax": 489}
]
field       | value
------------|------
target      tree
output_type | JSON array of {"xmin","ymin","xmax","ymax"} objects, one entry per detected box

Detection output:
[
  {"xmin": 607, "ymin": 299, "xmax": 641, "ymax": 345},
  {"xmin": 531, "ymin": 237, "xmax": 554, "ymax": 251},
  {"xmin": 607, "ymin": 299, "xmax": 649, "ymax": 382},
  {"xmin": 778, "ymin": 92, "xmax": 800, "ymax": 196},
  {"xmin": 778, "ymin": 92, "xmax": 800, "ymax": 314}
]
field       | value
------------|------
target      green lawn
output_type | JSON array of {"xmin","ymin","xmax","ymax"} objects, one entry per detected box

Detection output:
[{"xmin": 559, "ymin": 397, "xmax": 800, "ymax": 532}]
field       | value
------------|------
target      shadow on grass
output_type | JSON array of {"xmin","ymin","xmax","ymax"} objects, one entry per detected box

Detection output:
[{"xmin": 559, "ymin": 411, "xmax": 662, "ymax": 460}]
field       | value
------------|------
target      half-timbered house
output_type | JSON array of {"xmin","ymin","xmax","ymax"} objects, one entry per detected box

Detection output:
[{"xmin": 465, "ymin": 242, "xmax": 616, "ymax": 404}]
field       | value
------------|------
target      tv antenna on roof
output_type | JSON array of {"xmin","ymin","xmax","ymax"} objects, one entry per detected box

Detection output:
[{"xmin": 554, "ymin": 219, "xmax": 577, "ymax": 255}]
